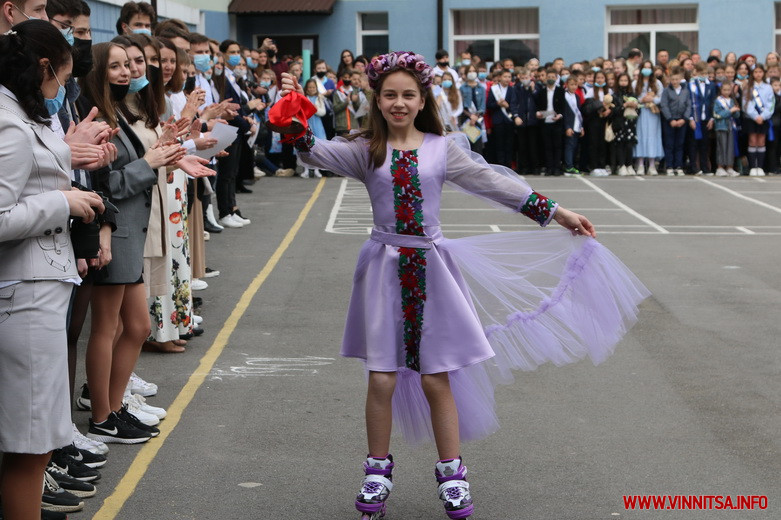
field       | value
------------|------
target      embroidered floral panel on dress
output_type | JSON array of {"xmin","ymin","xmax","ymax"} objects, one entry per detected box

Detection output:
[{"xmin": 391, "ymin": 149, "xmax": 426, "ymax": 372}]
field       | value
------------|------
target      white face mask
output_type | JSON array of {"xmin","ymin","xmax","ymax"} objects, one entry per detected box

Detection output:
[{"xmin": 466, "ymin": 72, "xmax": 477, "ymax": 81}]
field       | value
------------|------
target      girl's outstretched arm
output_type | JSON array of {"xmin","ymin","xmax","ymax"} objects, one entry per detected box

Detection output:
[{"xmin": 552, "ymin": 207, "xmax": 597, "ymax": 238}]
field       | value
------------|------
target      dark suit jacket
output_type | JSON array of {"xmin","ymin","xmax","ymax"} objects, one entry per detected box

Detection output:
[
  {"xmin": 535, "ymin": 85, "xmax": 566, "ymax": 122},
  {"xmin": 511, "ymin": 83, "xmax": 539, "ymax": 126},
  {"xmin": 486, "ymin": 84, "xmax": 518, "ymax": 126},
  {"xmin": 562, "ymin": 93, "xmax": 583, "ymax": 131}
]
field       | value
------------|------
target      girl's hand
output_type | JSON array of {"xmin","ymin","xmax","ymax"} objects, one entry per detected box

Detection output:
[
  {"xmin": 89, "ymin": 223, "xmax": 113, "ymax": 269},
  {"xmin": 145, "ymin": 144, "xmax": 185, "ymax": 169},
  {"xmin": 177, "ymin": 155, "xmax": 216, "ymax": 177},
  {"xmin": 553, "ymin": 207, "xmax": 596, "ymax": 238},
  {"xmin": 77, "ymin": 258, "xmax": 88, "ymax": 277},
  {"xmin": 193, "ymin": 136, "xmax": 218, "ymax": 150},
  {"xmin": 63, "ymin": 188, "xmax": 104, "ymax": 223},
  {"xmin": 65, "ymin": 107, "xmax": 112, "ymax": 146},
  {"xmin": 755, "ymin": 116, "xmax": 764, "ymax": 125},
  {"xmin": 280, "ymin": 72, "xmax": 304, "ymax": 97}
]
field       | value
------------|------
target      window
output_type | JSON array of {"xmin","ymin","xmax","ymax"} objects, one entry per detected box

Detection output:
[
  {"xmin": 607, "ymin": 6, "xmax": 698, "ymax": 61},
  {"xmin": 776, "ymin": 3, "xmax": 781, "ymax": 52},
  {"xmin": 451, "ymin": 8, "xmax": 539, "ymax": 67},
  {"xmin": 357, "ymin": 12, "xmax": 388, "ymax": 57}
]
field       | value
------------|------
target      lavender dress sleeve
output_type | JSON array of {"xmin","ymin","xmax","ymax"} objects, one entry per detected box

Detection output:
[
  {"xmin": 294, "ymin": 129, "xmax": 368, "ymax": 181},
  {"xmin": 444, "ymin": 137, "xmax": 558, "ymax": 226}
]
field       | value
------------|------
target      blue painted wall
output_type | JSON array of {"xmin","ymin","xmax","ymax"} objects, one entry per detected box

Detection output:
[
  {"xmin": 203, "ymin": 9, "xmax": 230, "ymax": 43},
  {"xmin": 85, "ymin": 0, "xmax": 121, "ymax": 43}
]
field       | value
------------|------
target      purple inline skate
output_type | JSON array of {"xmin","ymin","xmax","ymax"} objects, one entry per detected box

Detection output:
[
  {"xmin": 435, "ymin": 458, "xmax": 474, "ymax": 519},
  {"xmin": 356, "ymin": 455, "xmax": 394, "ymax": 519}
]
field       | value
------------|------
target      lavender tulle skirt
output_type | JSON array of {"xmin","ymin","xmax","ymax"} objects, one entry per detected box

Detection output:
[{"xmin": 387, "ymin": 229, "xmax": 650, "ymax": 444}]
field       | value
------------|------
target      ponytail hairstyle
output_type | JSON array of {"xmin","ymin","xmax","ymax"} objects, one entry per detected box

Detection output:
[
  {"xmin": 112, "ymin": 34, "xmax": 163, "ymax": 129},
  {"xmin": 353, "ymin": 65, "xmax": 443, "ymax": 169},
  {"xmin": 0, "ymin": 20, "xmax": 72, "ymax": 125},
  {"xmin": 78, "ymin": 42, "xmax": 125, "ymax": 128}
]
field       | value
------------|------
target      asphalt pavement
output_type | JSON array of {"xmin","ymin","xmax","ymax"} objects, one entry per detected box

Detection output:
[{"xmin": 73, "ymin": 174, "xmax": 780, "ymax": 520}]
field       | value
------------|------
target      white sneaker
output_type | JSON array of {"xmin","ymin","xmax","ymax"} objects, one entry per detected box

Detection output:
[
  {"xmin": 205, "ymin": 205, "xmax": 224, "ymax": 230},
  {"xmin": 300, "ymin": 169, "xmax": 310, "ymax": 179},
  {"xmin": 648, "ymin": 164, "xmax": 658, "ymax": 175},
  {"xmin": 636, "ymin": 164, "xmax": 645, "ymax": 176},
  {"xmin": 275, "ymin": 168, "xmax": 295, "ymax": 177},
  {"xmin": 122, "ymin": 395, "xmax": 160, "ymax": 426},
  {"xmin": 125, "ymin": 392, "xmax": 167, "ymax": 420},
  {"xmin": 218, "ymin": 215, "xmax": 243, "ymax": 228},
  {"xmin": 694, "ymin": 170, "xmax": 704, "ymax": 176},
  {"xmin": 727, "ymin": 168, "xmax": 739, "ymax": 177},
  {"xmin": 192, "ymin": 278, "xmax": 208, "ymax": 291},
  {"xmin": 72, "ymin": 423, "xmax": 109, "ymax": 455},
  {"xmin": 626, "ymin": 165, "xmax": 636, "ymax": 176},
  {"xmin": 232, "ymin": 213, "xmax": 251, "ymax": 225},
  {"xmin": 129, "ymin": 372, "xmax": 158, "ymax": 397},
  {"xmin": 666, "ymin": 168, "xmax": 675, "ymax": 176},
  {"xmin": 756, "ymin": 168, "xmax": 766, "ymax": 176},
  {"xmin": 204, "ymin": 267, "xmax": 220, "ymax": 278},
  {"xmin": 193, "ymin": 314, "xmax": 203, "ymax": 325},
  {"xmin": 675, "ymin": 168, "xmax": 685, "ymax": 176},
  {"xmin": 715, "ymin": 167, "xmax": 728, "ymax": 177},
  {"xmin": 203, "ymin": 231, "xmax": 210, "ymax": 241},
  {"xmin": 253, "ymin": 167, "xmax": 266, "ymax": 179},
  {"xmin": 313, "ymin": 168, "xmax": 322, "ymax": 178},
  {"xmin": 618, "ymin": 165, "xmax": 629, "ymax": 176}
]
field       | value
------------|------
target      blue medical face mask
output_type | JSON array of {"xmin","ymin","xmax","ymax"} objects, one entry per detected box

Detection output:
[
  {"xmin": 560, "ymin": 74, "xmax": 570, "ymax": 83},
  {"xmin": 245, "ymin": 57, "xmax": 256, "ymax": 69},
  {"xmin": 461, "ymin": 59, "xmax": 471, "ymax": 66},
  {"xmin": 129, "ymin": 74, "xmax": 149, "ymax": 93},
  {"xmin": 193, "ymin": 54, "xmax": 212, "ymax": 73},
  {"xmin": 132, "ymin": 28, "xmax": 152, "ymax": 36},
  {"xmin": 478, "ymin": 72, "xmax": 488, "ymax": 80},
  {"xmin": 204, "ymin": 73, "xmax": 212, "ymax": 81},
  {"xmin": 227, "ymin": 55, "xmax": 241, "ymax": 67},
  {"xmin": 442, "ymin": 80, "xmax": 453, "ymax": 89},
  {"xmin": 641, "ymin": 68, "xmax": 652, "ymax": 77},
  {"xmin": 44, "ymin": 64, "xmax": 66, "ymax": 115},
  {"xmin": 737, "ymin": 73, "xmax": 747, "ymax": 80},
  {"xmin": 260, "ymin": 80, "xmax": 271, "ymax": 88},
  {"xmin": 594, "ymin": 82, "xmax": 606, "ymax": 88},
  {"xmin": 60, "ymin": 28, "xmax": 74, "ymax": 46},
  {"xmin": 591, "ymin": 66, "xmax": 600, "ymax": 72}
]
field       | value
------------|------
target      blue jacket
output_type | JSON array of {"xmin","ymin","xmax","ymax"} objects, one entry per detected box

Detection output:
[
  {"xmin": 742, "ymin": 82, "xmax": 775, "ymax": 120},
  {"xmin": 688, "ymin": 79, "xmax": 716, "ymax": 122},
  {"xmin": 712, "ymin": 96, "xmax": 740, "ymax": 131},
  {"xmin": 459, "ymin": 83, "xmax": 486, "ymax": 115},
  {"xmin": 510, "ymin": 82, "xmax": 540, "ymax": 126}
]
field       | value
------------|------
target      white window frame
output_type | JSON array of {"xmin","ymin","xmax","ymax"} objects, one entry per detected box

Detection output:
[
  {"xmin": 356, "ymin": 12, "xmax": 389, "ymax": 56},
  {"xmin": 448, "ymin": 8, "xmax": 540, "ymax": 65},
  {"xmin": 605, "ymin": 4, "xmax": 699, "ymax": 59}
]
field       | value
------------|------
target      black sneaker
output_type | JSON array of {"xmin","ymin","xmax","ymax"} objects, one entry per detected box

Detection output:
[
  {"xmin": 75, "ymin": 383, "xmax": 91, "ymax": 411},
  {"xmin": 60, "ymin": 442, "xmax": 106, "ymax": 468},
  {"xmin": 87, "ymin": 411, "xmax": 152, "ymax": 444},
  {"xmin": 46, "ymin": 464, "xmax": 97, "ymax": 498},
  {"xmin": 50, "ymin": 448, "xmax": 100, "ymax": 482},
  {"xmin": 117, "ymin": 406, "xmax": 160, "ymax": 437},
  {"xmin": 42, "ymin": 471, "xmax": 84, "ymax": 513}
]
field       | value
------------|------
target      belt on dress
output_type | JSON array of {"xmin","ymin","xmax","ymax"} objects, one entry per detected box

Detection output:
[{"xmin": 370, "ymin": 229, "xmax": 443, "ymax": 250}]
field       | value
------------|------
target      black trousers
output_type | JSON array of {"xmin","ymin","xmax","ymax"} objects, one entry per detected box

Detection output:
[
  {"xmin": 216, "ymin": 139, "xmax": 240, "ymax": 218},
  {"xmin": 541, "ymin": 122, "xmax": 563, "ymax": 173},
  {"xmin": 490, "ymin": 122, "xmax": 515, "ymax": 167},
  {"xmin": 515, "ymin": 125, "xmax": 540, "ymax": 173},
  {"xmin": 687, "ymin": 126, "xmax": 710, "ymax": 173},
  {"xmin": 765, "ymin": 125, "xmax": 781, "ymax": 172},
  {"xmin": 585, "ymin": 117, "xmax": 607, "ymax": 170}
]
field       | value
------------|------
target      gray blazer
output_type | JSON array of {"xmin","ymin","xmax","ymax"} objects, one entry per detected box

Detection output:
[
  {"xmin": 0, "ymin": 91, "xmax": 77, "ymax": 281},
  {"xmin": 93, "ymin": 117, "xmax": 157, "ymax": 284},
  {"xmin": 660, "ymin": 85, "xmax": 693, "ymax": 121}
]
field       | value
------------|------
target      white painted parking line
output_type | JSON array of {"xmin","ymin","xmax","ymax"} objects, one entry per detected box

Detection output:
[
  {"xmin": 736, "ymin": 226, "xmax": 756, "ymax": 235},
  {"xmin": 325, "ymin": 178, "xmax": 349, "ymax": 233},
  {"xmin": 694, "ymin": 177, "xmax": 781, "ymax": 215},
  {"xmin": 578, "ymin": 177, "xmax": 670, "ymax": 234},
  {"xmin": 489, "ymin": 225, "xmax": 501, "ymax": 232}
]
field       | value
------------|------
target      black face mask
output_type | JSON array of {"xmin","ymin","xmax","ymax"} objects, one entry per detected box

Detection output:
[
  {"xmin": 266, "ymin": 48, "xmax": 276, "ymax": 59},
  {"xmin": 438, "ymin": 61, "xmax": 449, "ymax": 67},
  {"xmin": 109, "ymin": 82, "xmax": 130, "ymax": 102},
  {"xmin": 146, "ymin": 64, "xmax": 161, "ymax": 86},
  {"xmin": 316, "ymin": 71, "xmax": 326, "ymax": 78},
  {"xmin": 71, "ymin": 38, "xmax": 93, "ymax": 78},
  {"xmin": 342, "ymin": 79, "xmax": 352, "ymax": 87},
  {"xmin": 184, "ymin": 76, "xmax": 196, "ymax": 92}
]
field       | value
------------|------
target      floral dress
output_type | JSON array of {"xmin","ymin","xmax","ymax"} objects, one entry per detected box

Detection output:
[{"xmin": 295, "ymin": 130, "xmax": 649, "ymax": 444}]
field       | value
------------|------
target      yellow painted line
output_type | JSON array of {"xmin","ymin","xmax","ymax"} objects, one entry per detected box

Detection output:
[{"xmin": 92, "ymin": 178, "xmax": 327, "ymax": 519}]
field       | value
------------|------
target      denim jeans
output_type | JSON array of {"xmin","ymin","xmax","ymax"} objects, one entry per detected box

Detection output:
[{"xmin": 563, "ymin": 133, "xmax": 579, "ymax": 168}]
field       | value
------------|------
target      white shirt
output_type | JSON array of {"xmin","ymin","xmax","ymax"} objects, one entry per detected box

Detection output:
[
  {"xmin": 564, "ymin": 91, "xmax": 583, "ymax": 133},
  {"xmin": 545, "ymin": 87, "xmax": 556, "ymax": 123}
]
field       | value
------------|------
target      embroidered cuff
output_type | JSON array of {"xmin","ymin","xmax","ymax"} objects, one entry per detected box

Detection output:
[
  {"xmin": 292, "ymin": 127, "xmax": 315, "ymax": 152},
  {"xmin": 520, "ymin": 191, "xmax": 558, "ymax": 227}
]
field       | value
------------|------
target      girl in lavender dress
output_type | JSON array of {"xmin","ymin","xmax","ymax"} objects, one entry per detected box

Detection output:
[{"xmin": 276, "ymin": 52, "xmax": 648, "ymax": 520}]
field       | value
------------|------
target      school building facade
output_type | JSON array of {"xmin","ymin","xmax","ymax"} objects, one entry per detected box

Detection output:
[{"xmin": 86, "ymin": 0, "xmax": 780, "ymax": 67}]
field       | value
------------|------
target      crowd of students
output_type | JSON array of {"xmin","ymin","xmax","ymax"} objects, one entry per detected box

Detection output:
[{"xmin": 1, "ymin": 0, "xmax": 779, "ymax": 517}]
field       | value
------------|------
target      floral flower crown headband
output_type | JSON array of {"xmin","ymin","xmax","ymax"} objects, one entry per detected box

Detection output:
[{"xmin": 367, "ymin": 51, "xmax": 434, "ymax": 90}]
